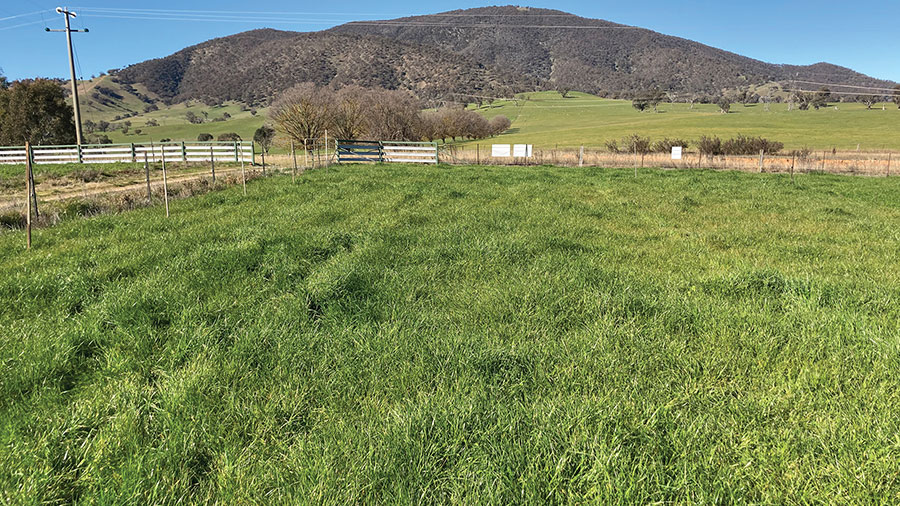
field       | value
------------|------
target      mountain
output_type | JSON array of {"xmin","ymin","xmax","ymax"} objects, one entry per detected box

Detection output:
[
  {"xmin": 116, "ymin": 29, "xmax": 536, "ymax": 105},
  {"xmin": 116, "ymin": 6, "xmax": 895, "ymax": 104}
]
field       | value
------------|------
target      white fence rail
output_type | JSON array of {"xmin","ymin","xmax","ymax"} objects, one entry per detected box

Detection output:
[
  {"xmin": 0, "ymin": 141, "xmax": 255, "ymax": 165},
  {"xmin": 382, "ymin": 142, "xmax": 439, "ymax": 164},
  {"xmin": 337, "ymin": 140, "xmax": 439, "ymax": 164}
]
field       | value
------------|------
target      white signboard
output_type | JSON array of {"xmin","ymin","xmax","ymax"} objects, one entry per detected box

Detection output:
[
  {"xmin": 513, "ymin": 144, "xmax": 533, "ymax": 158},
  {"xmin": 671, "ymin": 146, "xmax": 683, "ymax": 160},
  {"xmin": 492, "ymin": 144, "xmax": 512, "ymax": 157}
]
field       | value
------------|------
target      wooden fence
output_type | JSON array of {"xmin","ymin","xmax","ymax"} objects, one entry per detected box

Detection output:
[{"xmin": 0, "ymin": 141, "xmax": 255, "ymax": 165}]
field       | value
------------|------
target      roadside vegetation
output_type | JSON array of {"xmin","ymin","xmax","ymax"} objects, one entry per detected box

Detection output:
[{"xmin": 1, "ymin": 164, "xmax": 898, "ymax": 502}]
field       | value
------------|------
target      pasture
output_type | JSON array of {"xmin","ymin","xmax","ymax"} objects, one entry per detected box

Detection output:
[
  {"xmin": 1, "ymin": 164, "xmax": 899, "ymax": 502},
  {"xmin": 473, "ymin": 91, "xmax": 900, "ymax": 151}
]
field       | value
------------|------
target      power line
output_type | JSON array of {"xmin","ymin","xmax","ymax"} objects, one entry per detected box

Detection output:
[
  {"xmin": 73, "ymin": 7, "xmax": 622, "ymax": 18},
  {"xmin": 792, "ymin": 80, "xmax": 899, "ymax": 93},
  {"xmin": 786, "ymin": 88, "xmax": 893, "ymax": 97},
  {"xmin": 0, "ymin": 19, "xmax": 46, "ymax": 31},
  {"xmin": 0, "ymin": 9, "xmax": 48, "ymax": 22},
  {"xmin": 76, "ymin": 11, "xmax": 643, "ymax": 29}
]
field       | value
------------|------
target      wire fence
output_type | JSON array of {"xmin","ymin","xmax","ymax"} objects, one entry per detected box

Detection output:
[
  {"xmin": 3, "ymin": 137, "xmax": 897, "ymax": 244},
  {"xmin": 439, "ymin": 145, "xmax": 896, "ymax": 177}
]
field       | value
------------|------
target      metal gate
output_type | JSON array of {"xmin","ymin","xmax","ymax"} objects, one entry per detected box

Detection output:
[{"xmin": 336, "ymin": 140, "xmax": 438, "ymax": 164}]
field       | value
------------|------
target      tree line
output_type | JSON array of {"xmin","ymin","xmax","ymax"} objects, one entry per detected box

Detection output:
[
  {"xmin": 633, "ymin": 85, "xmax": 900, "ymax": 114},
  {"xmin": 269, "ymin": 84, "xmax": 511, "ymax": 152}
]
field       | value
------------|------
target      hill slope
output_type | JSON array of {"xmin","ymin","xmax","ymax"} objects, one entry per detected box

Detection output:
[
  {"xmin": 117, "ymin": 29, "xmax": 536, "ymax": 104},
  {"xmin": 115, "ymin": 6, "xmax": 895, "ymax": 104},
  {"xmin": 330, "ymin": 6, "xmax": 895, "ymax": 97}
]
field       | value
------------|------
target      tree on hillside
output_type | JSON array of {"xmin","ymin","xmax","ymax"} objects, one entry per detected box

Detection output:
[
  {"xmin": 197, "ymin": 133, "xmax": 213, "ymax": 142},
  {"xmin": 717, "ymin": 97, "xmax": 731, "ymax": 114},
  {"xmin": 0, "ymin": 79, "xmax": 76, "ymax": 145},
  {"xmin": 632, "ymin": 97, "xmax": 649, "ymax": 112},
  {"xmin": 647, "ymin": 89, "xmax": 666, "ymax": 113},
  {"xmin": 892, "ymin": 85, "xmax": 900, "ymax": 109},
  {"xmin": 556, "ymin": 84, "xmax": 571, "ymax": 98},
  {"xmin": 217, "ymin": 132, "xmax": 241, "ymax": 142},
  {"xmin": 811, "ymin": 87, "xmax": 830, "ymax": 110},
  {"xmin": 185, "ymin": 111, "xmax": 203, "ymax": 124},
  {"xmin": 859, "ymin": 95, "xmax": 879, "ymax": 110},
  {"xmin": 489, "ymin": 115, "xmax": 511, "ymax": 136}
]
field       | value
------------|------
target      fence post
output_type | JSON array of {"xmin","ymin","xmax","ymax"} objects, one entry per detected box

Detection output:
[
  {"xmin": 252, "ymin": 141, "xmax": 256, "ymax": 166},
  {"xmin": 162, "ymin": 149, "xmax": 169, "ymax": 218},
  {"xmin": 25, "ymin": 142, "xmax": 32, "ymax": 250},
  {"xmin": 234, "ymin": 141, "xmax": 239, "ymax": 163},
  {"xmin": 433, "ymin": 142, "xmax": 439, "ymax": 164},
  {"xmin": 210, "ymin": 145, "xmax": 216, "ymax": 183},
  {"xmin": 634, "ymin": 145, "xmax": 638, "ymax": 178},
  {"xmin": 77, "ymin": 143, "xmax": 82, "ymax": 164},
  {"xmin": 476, "ymin": 144, "xmax": 480, "ymax": 165},
  {"xmin": 144, "ymin": 153, "xmax": 151, "ymax": 203},
  {"xmin": 182, "ymin": 141, "xmax": 187, "ymax": 163},
  {"xmin": 131, "ymin": 143, "xmax": 136, "ymax": 163},
  {"xmin": 791, "ymin": 153, "xmax": 795, "ymax": 184},
  {"xmin": 291, "ymin": 139, "xmax": 297, "ymax": 183},
  {"xmin": 324, "ymin": 129, "xmax": 329, "ymax": 168},
  {"xmin": 758, "ymin": 150, "xmax": 764, "ymax": 173},
  {"xmin": 27, "ymin": 145, "xmax": 39, "ymax": 218},
  {"xmin": 240, "ymin": 155, "xmax": 247, "ymax": 197},
  {"xmin": 579, "ymin": 145, "xmax": 584, "ymax": 167}
]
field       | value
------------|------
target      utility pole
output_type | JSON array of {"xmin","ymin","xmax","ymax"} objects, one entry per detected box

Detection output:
[{"xmin": 47, "ymin": 7, "xmax": 88, "ymax": 146}]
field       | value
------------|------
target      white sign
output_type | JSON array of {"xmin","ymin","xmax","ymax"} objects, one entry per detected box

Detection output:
[
  {"xmin": 671, "ymin": 146, "xmax": 683, "ymax": 160},
  {"xmin": 513, "ymin": 144, "xmax": 533, "ymax": 158},
  {"xmin": 492, "ymin": 144, "xmax": 512, "ymax": 157}
]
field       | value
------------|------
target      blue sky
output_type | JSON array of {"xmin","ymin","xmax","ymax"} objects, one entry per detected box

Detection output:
[{"xmin": 2, "ymin": 1, "xmax": 898, "ymax": 83}]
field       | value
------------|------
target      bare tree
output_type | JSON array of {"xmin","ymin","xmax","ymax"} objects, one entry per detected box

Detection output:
[
  {"xmin": 270, "ymin": 82, "xmax": 334, "ymax": 155},
  {"xmin": 331, "ymin": 86, "xmax": 368, "ymax": 140},
  {"xmin": 365, "ymin": 89, "xmax": 422, "ymax": 141},
  {"xmin": 489, "ymin": 115, "xmax": 511, "ymax": 136}
]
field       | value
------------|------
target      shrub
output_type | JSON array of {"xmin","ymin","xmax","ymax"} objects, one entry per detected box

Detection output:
[
  {"xmin": 697, "ymin": 136, "xmax": 723, "ymax": 156},
  {"xmin": 652, "ymin": 138, "xmax": 690, "ymax": 153},
  {"xmin": 621, "ymin": 134, "xmax": 651, "ymax": 155},
  {"xmin": 0, "ymin": 210, "xmax": 25, "ymax": 229},
  {"xmin": 217, "ymin": 133, "xmax": 241, "ymax": 142},
  {"xmin": 197, "ymin": 133, "xmax": 213, "ymax": 142},
  {"xmin": 605, "ymin": 139, "xmax": 620, "ymax": 153},
  {"xmin": 790, "ymin": 147, "xmax": 813, "ymax": 160},
  {"xmin": 721, "ymin": 135, "xmax": 783, "ymax": 155}
]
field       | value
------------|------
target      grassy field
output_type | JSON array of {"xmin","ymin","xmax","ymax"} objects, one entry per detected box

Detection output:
[
  {"xmin": 73, "ymin": 78, "xmax": 900, "ymax": 154},
  {"xmin": 472, "ymin": 91, "xmax": 900, "ymax": 151},
  {"xmin": 1, "ymin": 164, "xmax": 899, "ymax": 502}
]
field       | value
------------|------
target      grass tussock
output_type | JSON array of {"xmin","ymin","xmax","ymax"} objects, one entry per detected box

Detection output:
[{"xmin": 0, "ymin": 164, "xmax": 899, "ymax": 503}]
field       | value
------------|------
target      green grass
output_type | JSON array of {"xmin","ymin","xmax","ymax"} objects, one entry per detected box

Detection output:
[
  {"xmin": 1, "ymin": 164, "xmax": 899, "ymax": 503},
  {"xmin": 471, "ymin": 91, "xmax": 900, "ymax": 151},
  {"xmin": 102, "ymin": 103, "xmax": 266, "ymax": 145}
]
